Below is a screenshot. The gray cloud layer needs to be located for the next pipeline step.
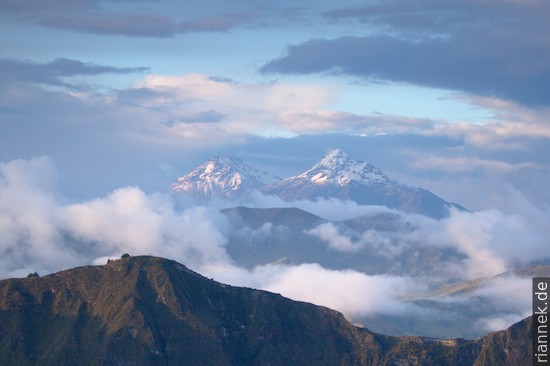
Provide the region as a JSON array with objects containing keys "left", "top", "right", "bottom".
[
  {"left": 0, "top": 0, "right": 264, "bottom": 37},
  {"left": 0, "top": 58, "right": 149, "bottom": 88},
  {"left": 262, "top": 0, "right": 550, "bottom": 106}
]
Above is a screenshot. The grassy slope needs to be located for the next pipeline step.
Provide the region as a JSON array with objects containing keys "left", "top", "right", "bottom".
[{"left": 0, "top": 256, "right": 532, "bottom": 365}]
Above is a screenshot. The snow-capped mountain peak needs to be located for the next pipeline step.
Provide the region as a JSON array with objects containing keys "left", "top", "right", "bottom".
[
  {"left": 172, "top": 150, "right": 465, "bottom": 218},
  {"left": 312, "top": 149, "right": 350, "bottom": 171},
  {"left": 299, "top": 149, "right": 389, "bottom": 186},
  {"left": 171, "top": 155, "right": 280, "bottom": 200}
]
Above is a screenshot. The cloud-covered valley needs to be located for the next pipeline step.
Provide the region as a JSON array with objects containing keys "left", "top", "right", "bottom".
[{"left": 1, "top": 156, "right": 548, "bottom": 338}]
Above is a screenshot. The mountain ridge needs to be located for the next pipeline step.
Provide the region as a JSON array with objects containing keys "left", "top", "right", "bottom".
[
  {"left": 172, "top": 149, "right": 465, "bottom": 218},
  {"left": 0, "top": 255, "right": 532, "bottom": 365},
  {"left": 265, "top": 149, "right": 465, "bottom": 218}
]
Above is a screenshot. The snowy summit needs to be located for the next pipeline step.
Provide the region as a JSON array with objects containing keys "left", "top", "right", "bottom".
[
  {"left": 298, "top": 149, "right": 389, "bottom": 186},
  {"left": 265, "top": 149, "right": 465, "bottom": 218},
  {"left": 172, "top": 150, "right": 465, "bottom": 218},
  {"left": 171, "top": 156, "right": 281, "bottom": 200}
]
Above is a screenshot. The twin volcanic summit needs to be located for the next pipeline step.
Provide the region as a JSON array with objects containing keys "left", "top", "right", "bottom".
[{"left": 171, "top": 149, "right": 464, "bottom": 218}]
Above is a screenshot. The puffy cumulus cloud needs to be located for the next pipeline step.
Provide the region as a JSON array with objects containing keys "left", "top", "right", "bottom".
[
  {"left": 1, "top": 157, "right": 547, "bottom": 335},
  {"left": 244, "top": 191, "right": 550, "bottom": 281},
  {"left": 404, "top": 208, "right": 550, "bottom": 279},
  {"left": 443, "top": 212, "right": 508, "bottom": 277},
  {"left": 202, "top": 262, "right": 422, "bottom": 319},
  {"left": 0, "top": 156, "right": 60, "bottom": 194},
  {"left": 0, "top": 156, "right": 232, "bottom": 278},
  {"left": 302, "top": 203, "right": 549, "bottom": 280},
  {"left": 0, "top": 157, "right": 70, "bottom": 277},
  {"left": 0, "top": 156, "right": 425, "bottom": 322},
  {"left": 233, "top": 222, "right": 278, "bottom": 241},
  {"left": 61, "top": 188, "right": 231, "bottom": 266},
  {"left": 248, "top": 190, "right": 550, "bottom": 280},
  {"left": 259, "top": 264, "right": 420, "bottom": 317},
  {"left": 450, "top": 209, "right": 549, "bottom": 275},
  {"left": 307, "top": 222, "right": 362, "bottom": 252},
  {"left": 307, "top": 222, "right": 397, "bottom": 255}
]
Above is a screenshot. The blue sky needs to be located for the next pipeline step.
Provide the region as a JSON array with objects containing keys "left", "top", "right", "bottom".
[{"left": 1, "top": 0, "right": 549, "bottom": 211}]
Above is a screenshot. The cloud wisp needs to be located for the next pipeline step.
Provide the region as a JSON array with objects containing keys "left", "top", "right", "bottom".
[
  {"left": 0, "top": 58, "right": 149, "bottom": 91},
  {"left": 0, "top": 0, "right": 258, "bottom": 38}
]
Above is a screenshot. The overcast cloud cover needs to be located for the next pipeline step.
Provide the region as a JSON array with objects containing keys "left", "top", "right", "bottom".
[{"left": 1, "top": 0, "right": 549, "bottom": 337}]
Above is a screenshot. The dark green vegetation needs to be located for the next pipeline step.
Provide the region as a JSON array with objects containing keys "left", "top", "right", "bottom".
[{"left": 0, "top": 256, "right": 531, "bottom": 365}]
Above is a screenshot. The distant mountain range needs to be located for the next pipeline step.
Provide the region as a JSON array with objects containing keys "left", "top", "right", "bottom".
[
  {"left": 172, "top": 149, "right": 465, "bottom": 218},
  {"left": 221, "top": 206, "right": 429, "bottom": 276},
  {"left": 221, "top": 206, "right": 548, "bottom": 339},
  {"left": 0, "top": 256, "right": 532, "bottom": 365}
]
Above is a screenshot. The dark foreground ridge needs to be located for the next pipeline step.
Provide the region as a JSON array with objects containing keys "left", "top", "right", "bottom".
[{"left": 0, "top": 256, "right": 531, "bottom": 365}]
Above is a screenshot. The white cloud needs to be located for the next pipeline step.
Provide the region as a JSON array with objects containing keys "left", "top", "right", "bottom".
[
  {"left": 307, "top": 222, "right": 363, "bottom": 252},
  {"left": 434, "top": 94, "right": 550, "bottom": 147},
  {"left": 0, "top": 157, "right": 232, "bottom": 278},
  {"left": 1, "top": 156, "right": 548, "bottom": 336},
  {"left": 61, "top": 188, "right": 232, "bottom": 267},
  {"left": 0, "top": 157, "right": 74, "bottom": 277},
  {"left": 201, "top": 262, "right": 422, "bottom": 319},
  {"left": 126, "top": 73, "right": 340, "bottom": 142},
  {"left": 257, "top": 263, "right": 420, "bottom": 317},
  {"left": 246, "top": 191, "right": 550, "bottom": 280},
  {"left": 454, "top": 274, "right": 532, "bottom": 333},
  {"left": 445, "top": 209, "right": 549, "bottom": 276},
  {"left": 244, "top": 191, "right": 397, "bottom": 221},
  {"left": 306, "top": 222, "right": 398, "bottom": 255}
]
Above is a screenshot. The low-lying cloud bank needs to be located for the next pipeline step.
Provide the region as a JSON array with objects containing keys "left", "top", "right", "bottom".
[{"left": 1, "top": 156, "right": 548, "bottom": 335}]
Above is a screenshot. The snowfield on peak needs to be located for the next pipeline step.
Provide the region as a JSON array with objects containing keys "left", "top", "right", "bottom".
[
  {"left": 172, "top": 150, "right": 465, "bottom": 218},
  {"left": 296, "top": 149, "right": 390, "bottom": 186},
  {"left": 171, "top": 156, "right": 281, "bottom": 200}
]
